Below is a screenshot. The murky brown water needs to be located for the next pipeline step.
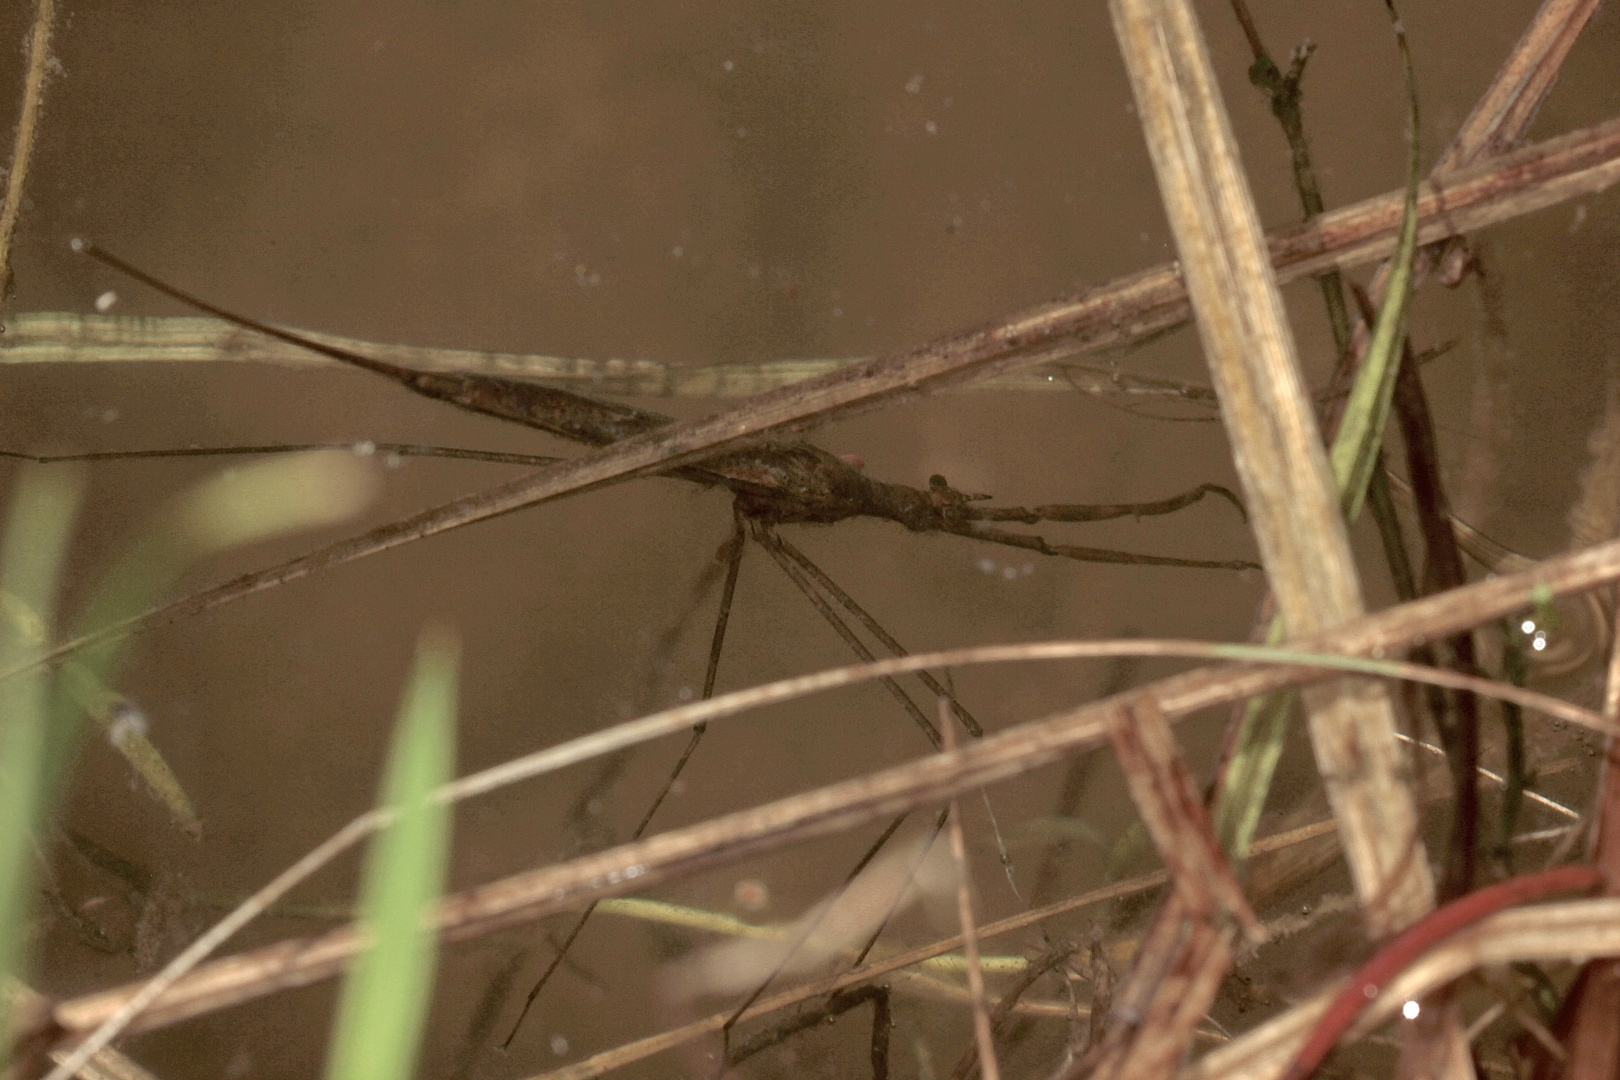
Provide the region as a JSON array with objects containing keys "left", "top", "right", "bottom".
[{"left": 3, "top": 2, "right": 1619, "bottom": 1077}]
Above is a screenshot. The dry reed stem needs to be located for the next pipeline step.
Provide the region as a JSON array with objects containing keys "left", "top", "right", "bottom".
[
  {"left": 0, "top": 314, "right": 1189, "bottom": 399},
  {"left": 11, "top": 114, "right": 1620, "bottom": 682},
  {"left": 939, "top": 700, "right": 1000, "bottom": 1080},
  {"left": 5, "top": 116, "right": 1617, "bottom": 398},
  {"left": 1115, "top": 0, "right": 1431, "bottom": 937},
  {"left": 35, "top": 539, "right": 1620, "bottom": 1053},
  {"left": 1557, "top": 602, "right": 1620, "bottom": 1080},
  {"left": 1186, "top": 898, "right": 1620, "bottom": 1080},
  {"left": 1106, "top": 1, "right": 1417, "bottom": 1074},
  {"left": 1435, "top": 0, "right": 1602, "bottom": 172},
  {"left": 529, "top": 872, "right": 1174, "bottom": 1080},
  {"left": 2, "top": 981, "right": 156, "bottom": 1080},
  {"left": 1106, "top": 695, "right": 1259, "bottom": 936},
  {"left": 28, "top": 638, "right": 1598, "bottom": 1065},
  {"left": 0, "top": 0, "right": 55, "bottom": 301}
]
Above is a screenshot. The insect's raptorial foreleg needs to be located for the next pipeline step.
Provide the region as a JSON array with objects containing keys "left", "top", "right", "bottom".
[{"left": 962, "top": 482, "right": 1246, "bottom": 525}]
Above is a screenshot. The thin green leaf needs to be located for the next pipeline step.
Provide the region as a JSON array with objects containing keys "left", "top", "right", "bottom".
[
  {"left": 49, "top": 450, "right": 376, "bottom": 833},
  {"left": 324, "top": 625, "right": 459, "bottom": 1080},
  {"left": 0, "top": 466, "right": 84, "bottom": 1063},
  {"left": 1327, "top": 2, "right": 1422, "bottom": 524}
]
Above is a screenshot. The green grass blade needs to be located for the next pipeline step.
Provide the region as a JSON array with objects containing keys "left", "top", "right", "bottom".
[
  {"left": 0, "top": 466, "right": 85, "bottom": 1063},
  {"left": 324, "top": 625, "right": 459, "bottom": 1080},
  {"left": 1327, "top": 2, "right": 1422, "bottom": 524},
  {"left": 49, "top": 451, "right": 376, "bottom": 834}
]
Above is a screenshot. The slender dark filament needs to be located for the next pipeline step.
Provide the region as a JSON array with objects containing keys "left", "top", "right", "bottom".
[
  {"left": 0, "top": 443, "right": 562, "bottom": 467},
  {"left": 722, "top": 812, "right": 912, "bottom": 1040},
  {"left": 753, "top": 523, "right": 940, "bottom": 748},
  {"left": 773, "top": 533, "right": 983, "bottom": 737},
  {"left": 502, "top": 515, "right": 747, "bottom": 1049}
]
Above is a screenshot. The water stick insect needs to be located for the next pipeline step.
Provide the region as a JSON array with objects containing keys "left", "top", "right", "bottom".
[{"left": 2, "top": 244, "right": 1260, "bottom": 1064}]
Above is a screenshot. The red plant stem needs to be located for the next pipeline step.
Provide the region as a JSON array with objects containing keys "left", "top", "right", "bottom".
[{"left": 1283, "top": 866, "right": 1605, "bottom": 1080}]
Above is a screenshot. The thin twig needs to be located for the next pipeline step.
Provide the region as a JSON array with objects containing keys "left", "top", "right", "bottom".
[
  {"left": 0, "top": 0, "right": 55, "bottom": 300},
  {"left": 38, "top": 540, "right": 1620, "bottom": 1047},
  {"left": 15, "top": 115, "right": 1620, "bottom": 682},
  {"left": 940, "top": 697, "right": 1000, "bottom": 1080}
]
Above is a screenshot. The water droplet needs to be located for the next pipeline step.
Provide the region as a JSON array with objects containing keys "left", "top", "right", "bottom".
[
  {"left": 677, "top": 685, "right": 693, "bottom": 701},
  {"left": 671, "top": 245, "right": 683, "bottom": 258},
  {"left": 107, "top": 702, "right": 149, "bottom": 749},
  {"left": 94, "top": 290, "right": 118, "bottom": 313},
  {"left": 550, "top": 1035, "right": 570, "bottom": 1057},
  {"left": 722, "top": 59, "right": 734, "bottom": 72},
  {"left": 925, "top": 120, "right": 938, "bottom": 135},
  {"left": 353, "top": 440, "right": 376, "bottom": 457},
  {"left": 732, "top": 878, "right": 770, "bottom": 912},
  {"left": 1402, "top": 1000, "right": 1420, "bottom": 1020},
  {"left": 977, "top": 558, "right": 995, "bottom": 575},
  {"left": 905, "top": 74, "right": 923, "bottom": 93}
]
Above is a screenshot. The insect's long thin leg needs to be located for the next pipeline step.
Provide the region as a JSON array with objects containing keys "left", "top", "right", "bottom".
[
  {"left": 947, "top": 521, "right": 1260, "bottom": 571},
  {"left": 0, "top": 444, "right": 563, "bottom": 467},
  {"left": 723, "top": 984, "right": 892, "bottom": 1076},
  {"left": 720, "top": 813, "right": 911, "bottom": 1049},
  {"left": 772, "top": 533, "right": 983, "bottom": 738},
  {"left": 502, "top": 514, "right": 748, "bottom": 1050},
  {"left": 753, "top": 522, "right": 940, "bottom": 749}
]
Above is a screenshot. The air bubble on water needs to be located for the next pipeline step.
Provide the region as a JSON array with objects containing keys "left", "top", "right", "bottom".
[
  {"left": 1532, "top": 633, "right": 1548, "bottom": 652},
  {"left": 107, "top": 702, "right": 149, "bottom": 749},
  {"left": 905, "top": 74, "right": 923, "bottom": 93},
  {"left": 94, "top": 290, "right": 118, "bottom": 313},
  {"left": 678, "top": 685, "right": 693, "bottom": 701},
  {"left": 550, "top": 1035, "right": 570, "bottom": 1057},
  {"left": 977, "top": 558, "right": 995, "bottom": 575},
  {"left": 1521, "top": 619, "right": 1537, "bottom": 634},
  {"left": 353, "top": 440, "right": 376, "bottom": 457}
]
